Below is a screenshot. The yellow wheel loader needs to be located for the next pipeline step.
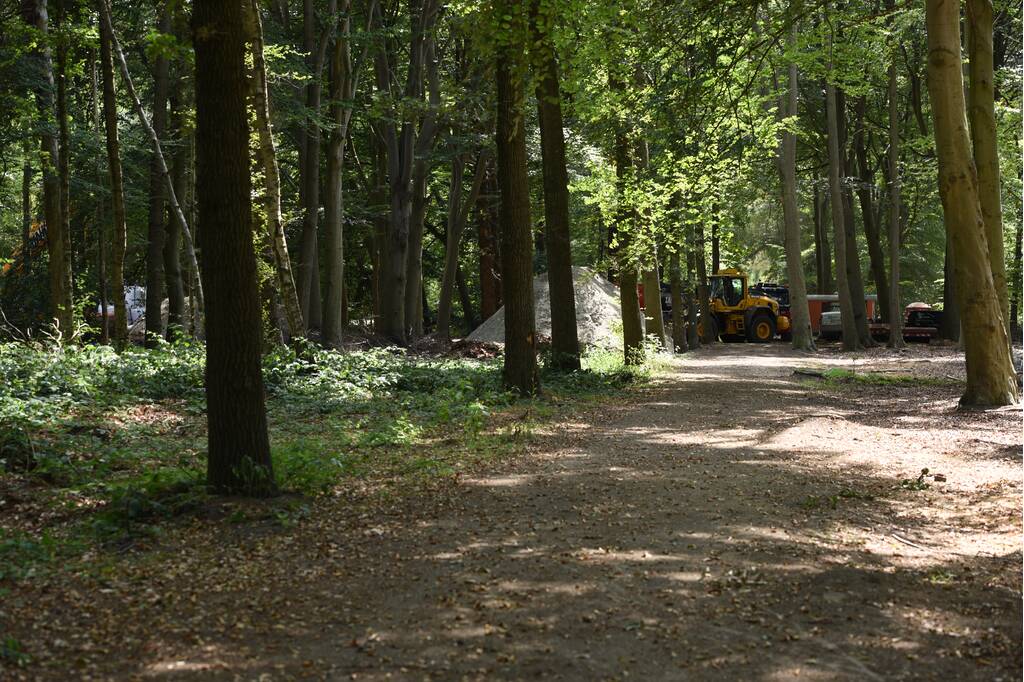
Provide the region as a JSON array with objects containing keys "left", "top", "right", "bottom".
[{"left": 696, "top": 269, "right": 790, "bottom": 342}]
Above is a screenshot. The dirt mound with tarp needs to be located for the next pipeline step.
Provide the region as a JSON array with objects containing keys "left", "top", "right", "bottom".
[{"left": 466, "top": 266, "right": 622, "bottom": 348}]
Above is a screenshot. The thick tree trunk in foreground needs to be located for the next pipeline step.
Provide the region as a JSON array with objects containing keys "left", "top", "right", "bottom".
[
  {"left": 825, "top": 79, "right": 860, "bottom": 350},
  {"left": 775, "top": 46, "right": 814, "bottom": 351},
  {"left": 144, "top": 5, "right": 171, "bottom": 346},
  {"left": 925, "top": 0, "right": 1017, "bottom": 406},
  {"left": 247, "top": 0, "right": 304, "bottom": 339},
  {"left": 193, "top": 0, "right": 275, "bottom": 493},
  {"left": 531, "top": 0, "right": 580, "bottom": 370},
  {"left": 99, "top": 8, "right": 127, "bottom": 346},
  {"left": 23, "top": 0, "right": 72, "bottom": 333},
  {"left": 886, "top": 56, "right": 905, "bottom": 349},
  {"left": 496, "top": 42, "right": 539, "bottom": 395},
  {"left": 695, "top": 218, "right": 713, "bottom": 345},
  {"left": 965, "top": 0, "right": 1010, "bottom": 339}
]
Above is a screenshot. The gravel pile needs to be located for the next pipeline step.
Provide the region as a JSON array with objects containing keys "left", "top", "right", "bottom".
[{"left": 466, "top": 266, "right": 623, "bottom": 348}]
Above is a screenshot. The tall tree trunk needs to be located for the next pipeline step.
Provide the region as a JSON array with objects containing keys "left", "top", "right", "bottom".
[
  {"left": 853, "top": 99, "right": 890, "bottom": 324},
  {"left": 670, "top": 250, "right": 686, "bottom": 352},
  {"left": 965, "top": 0, "right": 1010, "bottom": 339},
  {"left": 21, "top": 139, "right": 32, "bottom": 273},
  {"left": 685, "top": 216, "right": 700, "bottom": 350},
  {"left": 495, "top": 25, "right": 539, "bottom": 395},
  {"left": 144, "top": 3, "right": 171, "bottom": 347},
  {"left": 939, "top": 235, "right": 960, "bottom": 340},
  {"left": 813, "top": 180, "right": 833, "bottom": 294},
  {"left": 1009, "top": 217, "right": 1022, "bottom": 337},
  {"left": 886, "top": 25, "right": 905, "bottom": 349},
  {"left": 837, "top": 90, "right": 872, "bottom": 346},
  {"left": 165, "top": 85, "right": 186, "bottom": 341},
  {"left": 404, "top": 37, "right": 441, "bottom": 340},
  {"left": 297, "top": 0, "right": 336, "bottom": 332},
  {"left": 102, "top": 0, "right": 205, "bottom": 324},
  {"left": 477, "top": 168, "right": 501, "bottom": 320},
  {"left": 609, "top": 79, "right": 644, "bottom": 363},
  {"left": 322, "top": 0, "right": 359, "bottom": 347},
  {"left": 774, "top": 40, "right": 814, "bottom": 351},
  {"left": 825, "top": 78, "right": 860, "bottom": 350},
  {"left": 634, "top": 137, "right": 666, "bottom": 349},
  {"left": 89, "top": 55, "right": 108, "bottom": 343},
  {"left": 373, "top": 0, "right": 440, "bottom": 345},
  {"left": 98, "top": 5, "right": 127, "bottom": 346},
  {"left": 531, "top": 0, "right": 580, "bottom": 369},
  {"left": 23, "top": 0, "right": 72, "bottom": 333},
  {"left": 455, "top": 262, "right": 477, "bottom": 331},
  {"left": 193, "top": 0, "right": 275, "bottom": 494},
  {"left": 246, "top": 0, "right": 304, "bottom": 339},
  {"left": 925, "top": 0, "right": 1017, "bottom": 406},
  {"left": 695, "top": 217, "right": 713, "bottom": 344},
  {"left": 55, "top": 1, "right": 72, "bottom": 294},
  {"left": 437, "top": 153, "right": 487, "bottom": 342}
]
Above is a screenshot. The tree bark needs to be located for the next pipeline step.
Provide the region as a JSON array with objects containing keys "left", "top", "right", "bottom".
[
  {"left": 825, "top": 78, "right": 860, "bottom": 350},
  {"left": 634, "top": 137, "right": 666, "bottom": 350},
  {"left": 437, "top": 153, "right": 487, "bottom": 342},
  {"left": 1009, "top": 215, "right": 1022, "bottom": 337},
  {"left": 925, "top": 0, "right": 1017, "bottom": 406},
  {"left": 610, "top": 93, "right": 644, "bottom": 363},
  {"left": 837, "top": 90, "right": 872, "bottom": 346},
  {"left": 853, "top": 98, "right": 890, "bottom": 324},
  {"left": 321, "top": 0, "right": 368, "bottom": 347},
  {"left": 296, "top": 0, "right": 336, "bottom": 332},
  {"left": 886, "top": 20, "right": 905, "bottom": 349},
  {"left": 939, "top": 233, "right": 960, "bottom": 340},
  {"left": 531, "top": 0, "right": 580, "bottom": 369},
  {"left": 477, "top": 168, "right": 501, "bottom": 320},
  {"left": 55, "top": 1, "right": 72, "bottom": 295},
  {"left": 22, "top": 0, "right": 72, "bottom": 333},
  {"left": 98, "top": 5, "right": 127, "bottom": 346},
  {"left": 246, "top": 0, "right": 304, "bottom": 339},
  {"left": 21, "top": 139, "right": 32, "bottom": 274},
  {"left": 774, "top": 39, "right": 815, "bottom": 351},
  {"left": 144, "top": 3, "right": 171, "bottom": 346},
  {"left": 496, "top": 27, "right": 539, "bottom": 395},
  {"left": 813, "top": 180, "right": 832, "bottom": 294},
  {"left": 193, "top": 0, "right": 275, "bottom": 493},
  {"left": 102, "top": 0, "right": 205, "bottom": 325},
  {"left": 965, "top": 0, "right": 1010, "bottom": 339},
  {"left": 404, "top": 36, "right": 441, "bottom": 340},
  {"left": 685, "top": 216, "right": 700, "bottom": 350},
  {"left": 670, "top": 250, "right": 686, "bottom": 352},
  {"left": 89, "top": 54, "right": 108, "bottom": 343},
  {"left": 373, "top": 0, "right": 440, "bottom": 345},
  {"left": 165, "top": 84, "right": 186, "bottom": 341}
]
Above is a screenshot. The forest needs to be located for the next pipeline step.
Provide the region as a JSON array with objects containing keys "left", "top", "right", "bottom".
[{"left": 0, "top": 0, "right": 1022, "bottom": 678}]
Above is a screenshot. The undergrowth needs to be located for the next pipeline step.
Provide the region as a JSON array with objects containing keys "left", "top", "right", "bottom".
[{"left": 0, "top": 338, "right": 653, "bottom": 579}]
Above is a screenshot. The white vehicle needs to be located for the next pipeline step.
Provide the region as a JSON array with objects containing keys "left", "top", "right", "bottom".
[{"left": 819, "top": 310, "right": 842, "bottom": 340}]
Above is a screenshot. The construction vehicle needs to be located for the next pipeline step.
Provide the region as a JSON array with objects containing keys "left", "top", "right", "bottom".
[{"left": 697, "top": 268, "right": 790, "bottom": 342}]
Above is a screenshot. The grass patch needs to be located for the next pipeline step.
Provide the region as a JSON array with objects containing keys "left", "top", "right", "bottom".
[
  {"left": 820, "top": 368, "right": 959, "bottom": 387},
  {"left": 0, "top": 338, "right": 654, "bottom": 578}
]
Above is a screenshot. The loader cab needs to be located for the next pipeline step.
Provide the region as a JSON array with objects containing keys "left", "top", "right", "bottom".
[{"left": 709, "top": 271, "right": 747, "bottom": 308}]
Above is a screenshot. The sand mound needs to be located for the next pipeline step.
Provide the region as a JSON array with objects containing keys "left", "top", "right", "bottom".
[{"left": 466, "top": 266, "right": 622, "bottom": 348}]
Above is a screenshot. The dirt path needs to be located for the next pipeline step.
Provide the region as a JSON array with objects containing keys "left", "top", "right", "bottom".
[{"left": 7, "top": 345, "right": 1022, "bottom": 680}]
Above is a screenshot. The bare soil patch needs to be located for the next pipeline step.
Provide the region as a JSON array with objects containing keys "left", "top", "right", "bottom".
[{"left": 3, "top": 344, "right": 1021, "bottom": 680}]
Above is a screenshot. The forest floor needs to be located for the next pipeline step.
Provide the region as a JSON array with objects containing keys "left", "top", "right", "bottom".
[{"left": 3, "top": 342, "right": 1022, "bottom": 680}]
